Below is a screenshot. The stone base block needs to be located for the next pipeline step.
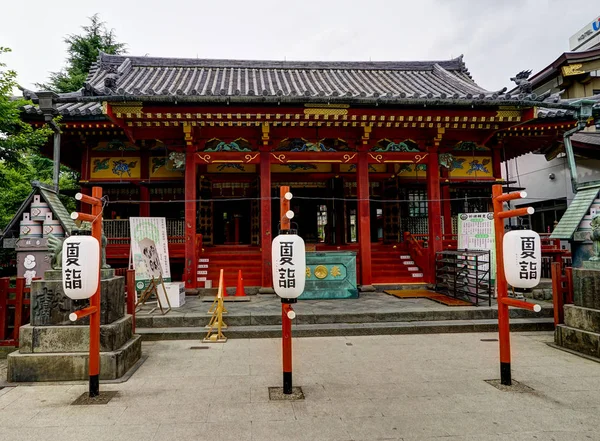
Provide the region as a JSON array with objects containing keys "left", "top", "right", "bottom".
[
  {"left": 7, "top": 335, "right": 142, "bottom": 382},
  {"left": 564, "top": 305, "right": 600, "bottom": 334},
  {"left": 572, "top": 268, "right": 600, "bottom": 310},
  {"left": 555, "top": 324, "right": 600, "bottom": 359},
  {"left": 18, "top": 315, "right": 134, "bottom": 354}
]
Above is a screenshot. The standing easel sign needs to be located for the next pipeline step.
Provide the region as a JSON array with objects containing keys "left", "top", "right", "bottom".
[
  {"left": 135, "top": 238, "right": 171, "bottom": 314},
  {"left": 129, "top": 217, "right": 171, "bottom": 290}
]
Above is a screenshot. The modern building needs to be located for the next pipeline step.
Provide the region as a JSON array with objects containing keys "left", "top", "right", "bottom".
[
  {"left": 15, "top": 53, "right": 592, "bottom": 290},
  {"left": 569, "top": 15, "right": 600, "bottom": 52}
]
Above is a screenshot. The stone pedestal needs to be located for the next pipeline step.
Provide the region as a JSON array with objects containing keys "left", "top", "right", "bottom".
[
  {"left": 7, "top": 269, "right": 141, "bottom": 382},
  {"left": 555, "top": 267, "right": 600, "bottom": 359}
]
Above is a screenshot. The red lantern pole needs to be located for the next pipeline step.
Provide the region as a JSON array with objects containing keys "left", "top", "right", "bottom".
[
  {"left": 72, "top": 186, "right": 103, "bottom": 397},
  {"left": 279, "top": 186, "right": 295, "bottom": 394},
  {"left": 492, "top": 184, "right": 540, "bottom": 386}
]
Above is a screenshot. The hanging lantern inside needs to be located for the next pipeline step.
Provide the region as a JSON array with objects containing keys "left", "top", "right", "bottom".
[
  {"left": 503, "top": 230, "right": 541, "bottom": 289},
  {"left": 61, "top": 234, "right": 100, "bottom": 299},
  {"left": 272, "top": 232, "right": 306, "bottom": 299}
]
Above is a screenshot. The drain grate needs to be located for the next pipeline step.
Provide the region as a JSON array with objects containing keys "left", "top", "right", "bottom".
[
  {"left": 480, "top": 338, "right": 498, "bottom": 342},
  {"left": 190, "top": 346, "right": 210, "bottom": 350},
  {"left": 269, "top": 387, "right": 305, "bottom": 401},
  {"left": 71, "top": 391, "right": 118, "bottom": 405},
  {"left": 346, "top": 343, "right": 353, "bottom": 346},
  {"left": 485, "top": 379, "right": 534, "bottom": 393}
]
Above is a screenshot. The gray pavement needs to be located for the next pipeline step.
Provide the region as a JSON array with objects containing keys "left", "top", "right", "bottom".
[{"left": 0, "top": 332, "right": 599, "bottom": 440}]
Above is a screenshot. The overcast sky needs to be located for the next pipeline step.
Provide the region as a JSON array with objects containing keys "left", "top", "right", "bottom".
[{"left": 1, "top": 0, "right": 598, "bottom": 93}]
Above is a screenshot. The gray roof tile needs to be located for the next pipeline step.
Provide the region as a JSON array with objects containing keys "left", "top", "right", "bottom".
[{"left": 550, "top": 186, "right": 600, "bottom": 240}]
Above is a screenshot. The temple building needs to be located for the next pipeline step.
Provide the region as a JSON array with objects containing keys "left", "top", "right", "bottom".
[{"left": 17, "top": 53, "right": 594, "bottom": 291}]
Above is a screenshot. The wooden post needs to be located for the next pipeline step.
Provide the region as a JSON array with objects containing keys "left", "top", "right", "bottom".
[
  {"left": 357, "top": 153, "right": 373, "bottom": 288},
  {"left": 260, "top": 153, "right": 273, "bottom": 289},
  {"left": 280, "top": 186, "right": 291, "bottom": 231},
  {"left": 427, "top": 148, "right": 443, "bottom": 283},
  {"left": 440, "top": 168, "right": 452, "bottom": 240},
  {"left": 13, "top": 278, "right": 25, "bottom": 343},
  {"left": 126, "top": 269, "right": 136, "bottom": 333},
  {"left": 0, "top": 278, "right": 8, "bottom": 341},
  {"left": 551, "top": 262, "right": 564, "bottom": 326},
  {"left": 184, "top": 141, "right": 197, "bottom": 290},
  {"left": 492, "top": 148, "right": 503, "bottom": 179},
  {"left": 90, "top": 186, "right": 103, "bottom": 397},
  {"left": 139, "top": 185, "right": 150, "bottom": 217}
]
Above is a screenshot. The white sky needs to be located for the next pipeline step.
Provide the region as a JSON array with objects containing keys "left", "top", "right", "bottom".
[{"left": 1, "top": 0, "right": 598, "bottom": 93}]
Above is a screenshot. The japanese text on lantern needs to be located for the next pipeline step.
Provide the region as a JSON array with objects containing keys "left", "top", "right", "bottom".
[
  {"left": 518, "top": 237, "right": 537, "bottom": 280},
  {"left": 64, "top": 242, "right": 82, "bottom": 289},
  {"left": 278, "top": 241, "right": 296, "bottom": 289}
]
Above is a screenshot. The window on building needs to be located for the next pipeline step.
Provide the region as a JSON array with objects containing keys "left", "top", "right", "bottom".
[
  {"left": 408, "top": 190, "right": 428, "bottom": 217},
  {"left": 317, "top": 204, "right": 328, "bottom": 242},
  {"left": 450, "top": 188, "right": 490, "bottom": 215}
]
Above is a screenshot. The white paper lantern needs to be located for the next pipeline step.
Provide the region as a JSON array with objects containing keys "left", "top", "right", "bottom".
[
  {"left": 61, "top": 235, "right": 100, "bottom": 299},
  {"left": 272, "top": 233, "right": 306, "bottom": 298},
  {"left": 503, "top": 230, "right": 541, "bottom": 289}
]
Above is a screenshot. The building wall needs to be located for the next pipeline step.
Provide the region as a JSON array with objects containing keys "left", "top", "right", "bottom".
[{"left": 503, "top": 153, "right": 600, "bottom": 206}]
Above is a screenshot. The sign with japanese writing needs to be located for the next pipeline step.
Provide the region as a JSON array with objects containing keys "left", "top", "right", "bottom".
[
  {"left": 61, "top": 235, "right": 100, "bottom": 299},
  {"left": 272, "top": 233, "right": 306, "bottom": 298},
  {"left": 129, "top": 217, "right": 171, "bottom": 290},
  {"left": 503, "top": 230, "right": 541, "bottom": 289},
  {"left": 138, "top": 238, "right": 163, "bottom": 279},
  {"left": 457, "top": 213, "right": 496, "bottom": 282}
]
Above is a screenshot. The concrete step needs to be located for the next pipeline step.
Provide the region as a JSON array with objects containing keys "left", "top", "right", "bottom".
[
  {"left": 134, "top": 305, "right": 554, "bottom": 329},
  {"left": 137, "top": 318, "right": 554, "bottom": 340},
  {"left": 555, "top": 324, "right": 600, "bottom": 359},
  {"left": 564, "top": 304, "right": 600, "bottom": 333}
]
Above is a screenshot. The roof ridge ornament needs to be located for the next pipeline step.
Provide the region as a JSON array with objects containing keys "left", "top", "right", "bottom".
[{"left": 510, "top": 70, "right": 533, "bottom": 94}]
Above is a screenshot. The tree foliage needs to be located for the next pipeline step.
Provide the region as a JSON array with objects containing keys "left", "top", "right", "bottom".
[
  {"left": 0, "top": 156, "right": 79, "bottom": 230},
  {"left": 0, "top": 47, "right": 53, "bottom": 167},
  {"left": 37, "top": 14, "right": 127, "bottom": 93}
]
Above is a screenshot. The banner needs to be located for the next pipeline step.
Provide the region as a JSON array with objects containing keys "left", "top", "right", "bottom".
[
  {"left": 457, "top": 213, "right": 496, "bottom": 283},
  {"left": 129, "top": 217, "right": 171, "bottom": 289}
]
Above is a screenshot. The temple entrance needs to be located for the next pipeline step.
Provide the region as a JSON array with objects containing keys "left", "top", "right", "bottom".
[{"left": 213, "top": 200, "right": 252, "bottom": 245}]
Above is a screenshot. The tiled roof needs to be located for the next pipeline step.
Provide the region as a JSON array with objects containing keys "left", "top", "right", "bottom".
[
  {"left": 572, "top": 132, "right": 600, "bottom": 146},
  {"left": 550, "top": 186, "right": 600, "bottom": 240},
  {"left": 20, "top": 53, "right": 586, "bottom": 118}
]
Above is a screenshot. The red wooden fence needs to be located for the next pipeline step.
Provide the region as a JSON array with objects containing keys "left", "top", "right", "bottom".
[
  {"left": 551, "top": 262, "right": 573, "bottom": 327},
  {"left": 0, "top": 277, "right": 36, "bottom": 346}
]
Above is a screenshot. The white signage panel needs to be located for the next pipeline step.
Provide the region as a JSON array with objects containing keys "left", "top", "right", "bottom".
[
  {"left": 503, "top": 230, "right": 541, "bottom": 289},
  {"left": 129, "top": 217, "right": 171, "bottom": 290},
  {"left": 457, "top": 213, "right": 496, "bottom": 282}
]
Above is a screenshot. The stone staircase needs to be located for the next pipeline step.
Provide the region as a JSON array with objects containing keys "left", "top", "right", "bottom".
[{"left": 371, "top": 246, "right": 425, "bottom": 284}]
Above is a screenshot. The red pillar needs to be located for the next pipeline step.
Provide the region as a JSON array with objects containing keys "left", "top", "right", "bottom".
[
  {"left": 139, "top": 185, "right": 150, "bottom": 217},
  {"left": 492, "top": 148, "right": 503, "bottom": 179},
  {"left": 260, "top": 153, "right": 273, "bottom": 289},
  {"left": 440, "top": 168, "right": 452, "bottom": 240},
  {"left": 357, "top": 152, "right": 373, "bottom": 289},
  {"left": 427, "top": 148, "right": 443, "bottom": 283},
  {"left": 184, "top": 143, "right": 197, "bottom": 290}
]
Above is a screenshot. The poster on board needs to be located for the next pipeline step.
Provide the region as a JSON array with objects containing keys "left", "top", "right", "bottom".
[
  {"left": 457, "top": 212, "right": 496, "bottom": 283},
  {"left": 129, "top": 217, "right": 171, "bottom": 290}
]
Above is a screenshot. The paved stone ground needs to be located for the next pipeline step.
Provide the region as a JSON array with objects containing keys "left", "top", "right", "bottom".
[{"left": 0, "top": 331, "right": 599, "bottom": 440}]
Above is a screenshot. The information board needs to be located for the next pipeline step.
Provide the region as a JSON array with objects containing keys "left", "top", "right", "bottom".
[
  {"left": 457, "top": 213, "right": 496, "bottom": 283},
  {"left": 129, "top": 217, "right": 171, "bottom": 289}
]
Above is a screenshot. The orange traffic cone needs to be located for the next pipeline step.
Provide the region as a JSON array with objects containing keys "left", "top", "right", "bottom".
[{"left": 235, "top": 270, "right": 246, "bottom": 297}]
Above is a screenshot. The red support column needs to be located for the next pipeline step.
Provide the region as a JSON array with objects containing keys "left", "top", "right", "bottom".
[
  {"left": 440, "top": 168, "right": 452, "bottom": 240},
  {"left": 492, "top": 148, "right": 503, "bottom": 180},
  {"left": 184, "top": 142, "right": 197, "bottom": 290},
  {"left": 260, "top": 152, "right": 273, "bottom": 289},
  {"left": 357, "top": 152, "right": 373, "bottom": 290},
  {"left": 427, "top": 147, "right": 443, "bottom": 284},
  {"left": 139, "top": 185, "right": 150, "bottom": 217}
]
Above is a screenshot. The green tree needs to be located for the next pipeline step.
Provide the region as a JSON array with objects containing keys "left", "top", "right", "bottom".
[
  {"left": 37, "top": 14, "right": 127, "bottom": 93},
  {"left": 0, "top": 47, "right": 53, "bottom": 167}
]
